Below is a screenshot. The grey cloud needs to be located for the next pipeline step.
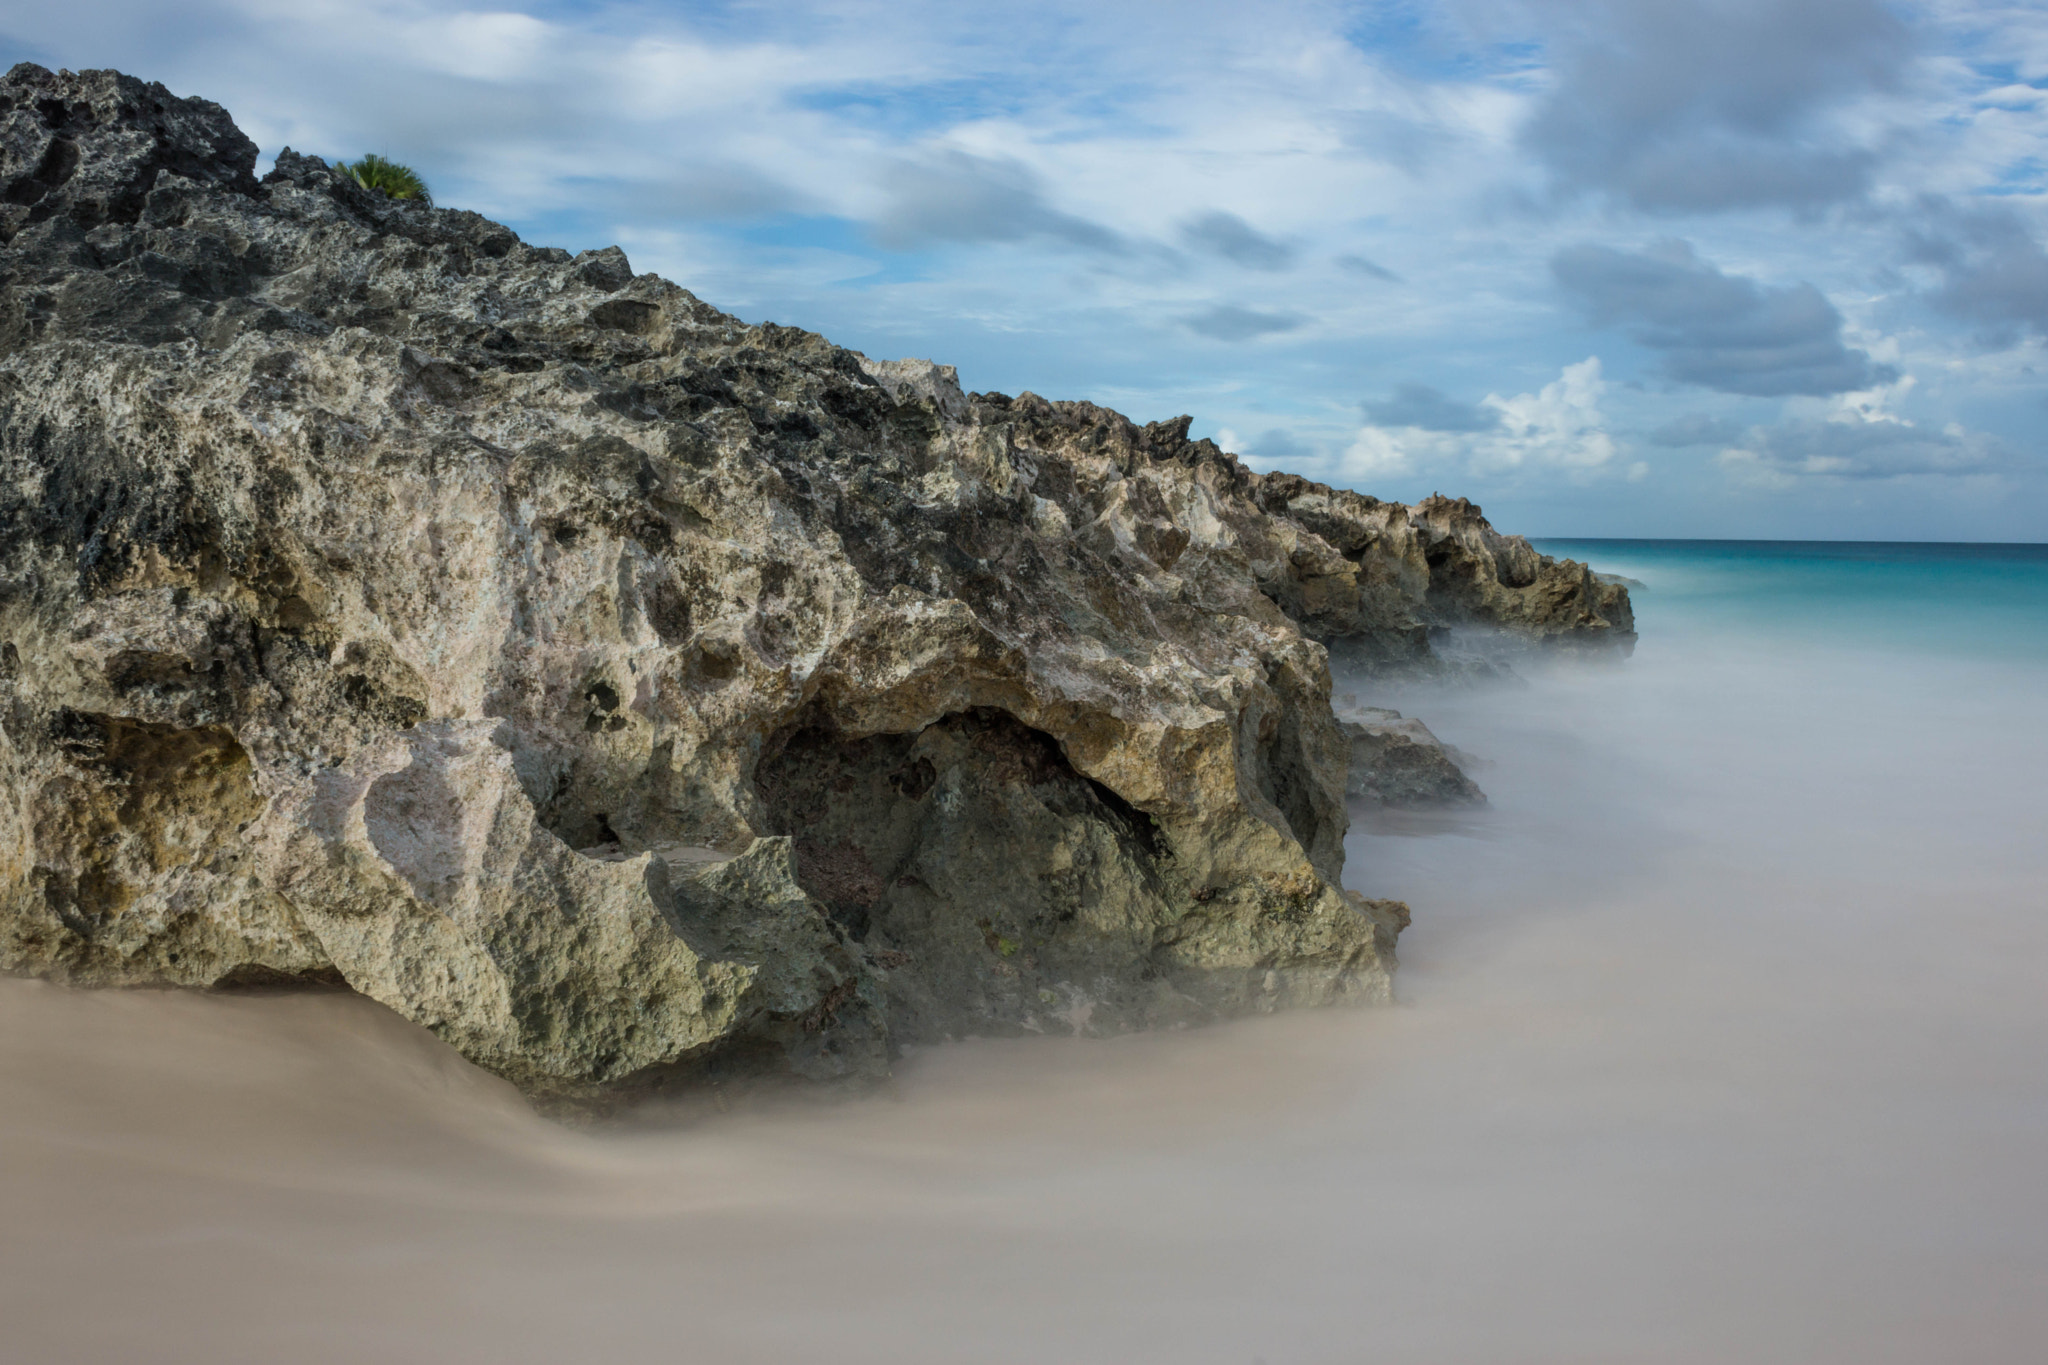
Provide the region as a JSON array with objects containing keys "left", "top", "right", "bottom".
[
  {"left": 1519, "top": 0, "right": 1912, "bottom": 213},
  {"left": 622, "top": 164, "right": 811, "bottom": 221},
  {"left": 1552, "top": 240, "right": 1893, "bottom": 396},
  {"left": 1340, "top": 109, "right": 1456, "bottom": 175},
  {"left": 870, "top": 150, "right": 1123, "bottom": 253},
  {"left": 1248, "top": 428, "right": 1310, "bottom": 459},
  {"left": 1647, "top": 413, "right": 1743, "bottom": 447},
  {"left": 1903, "top": 197, "right": 2048, "bottom": 342},
  {"left": 1364, "top": 382, "right": 1500, "bottom": 432},
  {"left": 1181, "top": 211, "right": 1295, "bottom": 270},
  {"left": 1337, "top": 253, "right": 1400, "bottom": 282},
  {"left": 1723, "top": 419, "right": 2022, "bottom": 479},
  {"left": 1183, "top": 305, "right": 1303, "bottom": 341}
]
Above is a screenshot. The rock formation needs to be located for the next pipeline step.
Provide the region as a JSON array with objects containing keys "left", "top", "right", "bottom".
[
  {"left": 1334, "top": 704, "right": 1487, "bottom": 808},
  {"left": 0, "top": 65, "right": 1634, "bottom": 1109}
]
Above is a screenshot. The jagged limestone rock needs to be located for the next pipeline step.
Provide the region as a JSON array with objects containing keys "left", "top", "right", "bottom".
[
  {"left": 1334, "top": 705, "right": 1487, "bottom": 809},
  {"left": 0, "top": 65, "right": 1630, "bottom": 1107}
]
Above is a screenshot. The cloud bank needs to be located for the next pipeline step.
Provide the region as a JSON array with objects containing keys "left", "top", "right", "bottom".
[
  {"left": 1552, "top": 241, "right": 1894, "bottom": 396},
  {"left": 3, "top": 0, "right": 2041, "bottom": 537},
  {"left": 1519, "top": 0, "right": 1913, "bottom": 213}
]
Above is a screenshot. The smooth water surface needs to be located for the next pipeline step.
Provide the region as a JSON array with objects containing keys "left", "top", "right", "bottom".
[
  {"left": 1537, "top": 537, "right": 2048, "bottom": 660},
  {"left": 4, "top": 540, "right": 2045, "bottom": 1363}
]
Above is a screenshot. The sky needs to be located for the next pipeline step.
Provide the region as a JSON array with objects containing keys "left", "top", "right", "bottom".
[{"left": 7, "top": 0, "right": 2048, "bottom": 540}]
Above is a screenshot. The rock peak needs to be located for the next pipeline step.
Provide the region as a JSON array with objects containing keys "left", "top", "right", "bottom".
[{"left": 0, "top": 63, "right": 259, "bottom": 243}]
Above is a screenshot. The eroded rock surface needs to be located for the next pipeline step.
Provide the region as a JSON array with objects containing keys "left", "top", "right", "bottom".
[
  {"left": 1335, "top": 704, "right": 1487, "bottom": 809},
  {"left": 0, "top": 65, "right": 1630, "bottom": 1107}
]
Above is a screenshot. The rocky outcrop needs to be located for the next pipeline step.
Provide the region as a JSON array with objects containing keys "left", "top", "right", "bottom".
[
  {"left": 1335, "top": 705, "right": 1486, "bottom": 808},
  {"left": 0, "top": 66, "right": 1631, "bottom": 1108},
  {"left": 1241, "top": 483, "right": 1634, "bottom": 672}
]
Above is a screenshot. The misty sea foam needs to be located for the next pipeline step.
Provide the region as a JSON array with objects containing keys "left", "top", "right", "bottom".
[{"left": 1, "top": 536, "right": 2044, "bottom": 1364}]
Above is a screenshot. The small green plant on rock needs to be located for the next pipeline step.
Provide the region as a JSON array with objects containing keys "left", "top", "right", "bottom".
[{"left": 335, "top": 153, "right": 432, "bottom": 206}]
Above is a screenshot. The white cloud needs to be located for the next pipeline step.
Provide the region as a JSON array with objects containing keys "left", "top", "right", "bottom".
[
  {"left": 1342, "top": 423, "right": 1418, "bottom": 479},
  {"left": 1828, "top": 372, "right": 1917, "bottom": 425},
  {"left": 1481, "top": 356, "right": 1617, "bottom": 469},
  {"left": 407, "top": 11, "right": 555, "bottom": 83},
  {"left": 1340, "top": 357, "right": 1618, "bottom": 481}
]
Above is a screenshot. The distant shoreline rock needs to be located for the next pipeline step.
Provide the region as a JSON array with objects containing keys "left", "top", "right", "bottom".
[
  {"left": 1336, "top": 704, "right": 1487, "bottom": 809},
  {"left": 0, "top": 64, "right": 1631, "bottom": 1110}
]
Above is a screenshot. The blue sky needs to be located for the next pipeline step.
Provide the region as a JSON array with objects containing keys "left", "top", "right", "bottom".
[{"left": 8, "top": 0, "right": 2048, "bottom": 539}]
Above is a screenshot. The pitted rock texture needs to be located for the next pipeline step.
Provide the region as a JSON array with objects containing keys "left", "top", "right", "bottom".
[
  {"left": 1335, "top": 704, "right": 1487, "bottom": 809},
  {"left": 0, "top": 65, "right": 1630, "bottom": 1107}
]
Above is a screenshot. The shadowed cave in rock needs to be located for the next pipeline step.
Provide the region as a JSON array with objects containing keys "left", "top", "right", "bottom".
[{"left": 755, "top": 708, "right": 1179, "bottom": 1041}]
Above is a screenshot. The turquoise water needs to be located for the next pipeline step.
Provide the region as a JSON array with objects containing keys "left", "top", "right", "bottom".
[{"left": 1535, "top": 538, "right": 2048, "bottom": 661}]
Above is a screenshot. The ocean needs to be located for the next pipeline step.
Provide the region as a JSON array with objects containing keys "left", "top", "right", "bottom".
[
  {"left": 3, "top": 539, "right": 2044, "bottom": 1363},
  {"left": 1538, "top": 537, "right": 2048, "bottom": 661}
]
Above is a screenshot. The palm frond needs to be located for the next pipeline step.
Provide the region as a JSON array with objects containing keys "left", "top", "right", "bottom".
[{"left": 335, "top": 153, "right": 433, "bottom": 207}]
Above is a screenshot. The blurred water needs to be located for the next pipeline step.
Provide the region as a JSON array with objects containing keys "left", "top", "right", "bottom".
[
  {"left": 1537, "top": 537, "right": 2048, "bottom": 661},
  {"left": 3, "top": 541, "right": 2045, "bottom": 1364}
]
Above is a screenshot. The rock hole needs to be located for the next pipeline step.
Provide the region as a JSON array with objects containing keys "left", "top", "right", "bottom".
[
  {"left": 31, "top": 714, "right": 263, "bottom": 937},
  {"left": 755, "top": 707, "right": 1171, "bottom": 1036}
]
